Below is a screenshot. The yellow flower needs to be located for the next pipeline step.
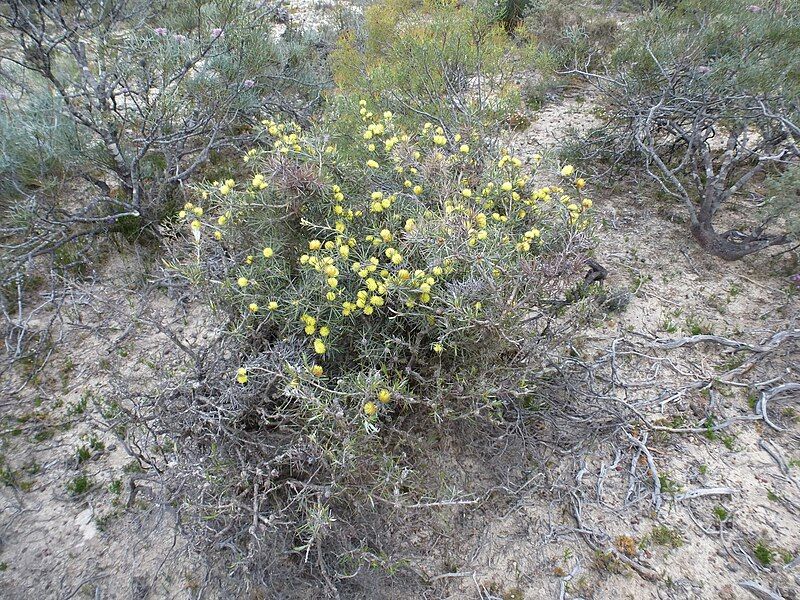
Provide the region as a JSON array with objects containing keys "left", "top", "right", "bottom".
[
  {"left": 213, "top": 231, "right": 222, "bottom": 240},
  {"left": 501, "top": 181, "right": 513, "bottom": 192},
  {"left": 262, "top": 247, "right": 274, "bottom": 258},
  {"left": 582, "top": 198, "right": 593, "bottom": 208},
  {"left": 560, "top": 164, "right": 575, "bottom": 177},
  {"left": 248, "top": 303, "right": 258, "bottom": 313},
  {"left": 193, "top": 206, "right": 203, "bottom": 216},
  {"left": 313, "top": 339, "right": 326, "bottom": 354},
  {"left": 237, "top": 277, "right": 249, "bottom": 288},
  {"left": 461, "top": 188, "right": 472, "bottom": 198},
  {"left": 433, "top": 135, "right": 447, "bottom": 146},
  {"left": 190, "top": 219, "right": 201, "bottom": 230},
  {"left": 377, "top": 388, "right": 391, "bottom": 403},
  {"left": 309, "top": 240, "right": 322, "bottom": 250},
  {"left": 380, "top": 229, "right": 393, "bottom": 243},
  {"left": 432, "top": 343, "right": 443, "bottom": 353},
  {"left": 398, "top": 269, "right": 411, "bottom": 281},
  {"left": 268, "top": 301, "right": 278, "bottom": 311},
  {"left": 327, "top": 277, "right": 338, "bottom": 288},
  {"left": 363, "top": 401, "right": 378, "bottom": 416},
  {"left": 369, "top": 295, "right": 384, "bottom": 307},
  {"left": 413, "top": 185, "right": 423, "bottom": 195},
  {"left": 311, "top": 365, "right": 323, "bottom": 377},
  {"left": 217, "top": 215, "right": 227, "bottom": 226},
  {"left": 576, "top": 178, "right": 586, "bottom": 189},
  {"left": 236, "top": 367, "right": 248, "bottom": 384},
  {"left": 366, "top": 159, "right": 379, "bottom": 169},
  {"left": 319, "top": 326, "right": 330, "bottom": 337},
  {"left": 460, "top": 144, "right": 470, "bottom": 153}
]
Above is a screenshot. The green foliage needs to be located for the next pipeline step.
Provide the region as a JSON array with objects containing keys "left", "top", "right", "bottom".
[
  {"left": 330, "top": 1, "right": 520, "bottom": 130},
  {"left": 613, "top": 0, "right": 800, "bottom": 99},
  {"left": 2, "top": 0, "right": 323, "bottom": 211},
  {"left": 754, "top": 541, "right": 774, "bottom": 566},
  {"left": 67, "top": 473, "right": 91, "bottom": 496},
  {"left": 0, "top": 86, "right": 85, "bottom": 205},
  {"left": 650, "top": 525, "right": 684, "bottom": 548},
  {"left": 588, "top": 0, "right": 798, "bottom": 259},
  {"left": 765, "top": 165, "right": 800, "bottom": 238},
  {"left": 520, "top": 0, "right": 619, "bottom": 72},
  {"left": 712, "top": 505, "right": 729, "bottom": 522}
]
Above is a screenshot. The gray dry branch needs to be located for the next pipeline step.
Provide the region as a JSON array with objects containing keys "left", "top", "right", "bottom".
[
  {"left": 0, "top": 0, "right": 321, "bottom": 218},
  {"left": 571, "top": 58, "right": 798, "bottom": 260},
  {"left": 0, "top": 0, "right": 324, "bottom": 375}
]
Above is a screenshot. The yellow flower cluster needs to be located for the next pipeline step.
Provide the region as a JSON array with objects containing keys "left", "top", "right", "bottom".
[{"left": 182, "top": 101, "right": 593, "bottom": 414}]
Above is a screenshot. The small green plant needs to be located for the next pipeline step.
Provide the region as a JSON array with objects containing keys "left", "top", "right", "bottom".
[
  {"left": 67, "top": 392, "right": 90, "bottom": 416},
  {"left": 109, "top": 479, "right": 123, "bottom": 495},
  {"left": 660, "top": 317, "right": 678, "bottom": 334},
  {"left": 685, "top": 315, "right": 711, "bottom": 336},
  {"left": 650, "top": 525, "right": 684, "bottom": 548},
  {"left": 67, "top": 474, "right": 91, "bottom": 496},
  {"left": 712, "top": 505, "right": 729, "bottom": 523},
  {"left": 753, "top": 542, "right": 774, "bottom": 566},
  {"left": 76, "top": 446, "right": 91, "bottom": 464},
  {"left": 767, "top": 489, "right": 781, "bottom": 502},
  {"left": 658, "top": 473, "right": 681, "bottom": 494}
]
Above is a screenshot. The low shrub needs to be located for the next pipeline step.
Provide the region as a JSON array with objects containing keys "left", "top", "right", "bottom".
[
  {"left": 329, "top": 0, "right": 521, "bottom": 132},
  {"left": 157, "top": 101, "right": 596, "bottom": 589},
  {"left": 577, "top": 0, "right": 798, "bottom": 259}
]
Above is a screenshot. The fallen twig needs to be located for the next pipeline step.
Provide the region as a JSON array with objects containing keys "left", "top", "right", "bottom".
[
  {"left": 738, "top": 580, "right": 785, "bottom": 600},
  {"left": 675, "top": 487, "right": 738, "bottom": 502}
]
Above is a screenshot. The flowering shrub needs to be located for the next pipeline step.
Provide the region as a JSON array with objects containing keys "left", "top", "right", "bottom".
[
  {"left": 165, "top": 101, "right": 595, "bottom": 584},
  {"left": 182, "top": 104, "right": 593, "bottom": 416}
]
